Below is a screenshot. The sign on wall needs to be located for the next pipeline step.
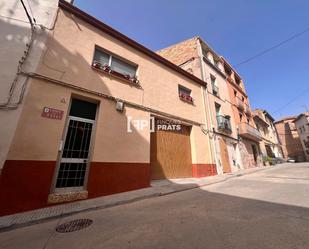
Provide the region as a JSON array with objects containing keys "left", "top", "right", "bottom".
[{"left": 41, "top": 107, "right": 64, "bottom": 120}]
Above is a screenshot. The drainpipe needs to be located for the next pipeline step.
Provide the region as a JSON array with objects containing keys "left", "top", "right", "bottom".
[{"left": 196, "top": 38, "right": 219, "bottom": 171}]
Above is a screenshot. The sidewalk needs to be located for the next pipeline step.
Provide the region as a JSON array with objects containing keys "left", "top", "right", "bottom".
[{"left": 0, "top": 165, "right": 273, "bottom": 231}]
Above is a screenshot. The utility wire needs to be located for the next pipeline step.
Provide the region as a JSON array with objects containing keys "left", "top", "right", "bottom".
[
  {"left": 272, "top": 87, "right": 309, "bottom": 115},
  {"left": 0, "top": 14, "right": 30, "bottom": 23},
  {"left": 25, "top": 0, "right": 36, "bottom": 23},
  {"left": 232, "top": 26, "right": 309, "bottom": 115},
  {"left": 234, "top": 26, "right": 309, "bottom": 67}
]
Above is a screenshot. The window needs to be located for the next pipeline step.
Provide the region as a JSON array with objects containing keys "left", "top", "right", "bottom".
[
  {"left": 264, "top": 127, "right": 268, "bottom": 135},
  {"left": 178, "top": 85, "right": 193, "bottom": 103},
  {"left": 239, "top": 112, "right": 243, "bottom": 122},
  {"left": 93, "top": 47, "right": 137, "bottom": 79},
  {"left": 93, "top": 49, "right": 110, "bottom": 65},
  {"left": 211, "top": 75, "right": 219, "bottom": 96},
  {"left": 111, "top": 56, "right": 136, "bottom": 77},
  {"left": 235, "top": 76, "right": 241, "bottom": 85},
  {"left": 234, "top": 90, "right": 237, "bottom": 97},
  {"left": 247, "top": 117, "right": 250, "bottom": 124},
  {"left": 216, "top": 103, "right": 232, "bottom": 132},
  {"left": 215, "top": 103, "right": 221, "bottom": 117}
]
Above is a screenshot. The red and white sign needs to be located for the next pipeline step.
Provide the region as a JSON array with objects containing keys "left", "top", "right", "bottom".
[{"left": 41, "top": 107, "right": 64, "bottom": 120}]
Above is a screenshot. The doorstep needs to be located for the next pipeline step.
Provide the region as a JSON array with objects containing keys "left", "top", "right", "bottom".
[{"left": 0, "top": 165, "right": 272, "bottom": 231}]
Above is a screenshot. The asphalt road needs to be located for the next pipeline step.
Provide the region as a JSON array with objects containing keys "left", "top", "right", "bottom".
[{"left": 1, "top": 163, "right": 309, "bottom": 249}]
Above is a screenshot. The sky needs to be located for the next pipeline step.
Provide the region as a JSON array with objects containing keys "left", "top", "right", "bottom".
[{"left": 74, "top": 0, "right": 309, "bottom": 120}]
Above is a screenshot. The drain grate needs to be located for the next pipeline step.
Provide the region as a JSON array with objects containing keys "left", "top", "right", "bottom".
[{"left": 56, "top": 219, "right": 93, "bottom": 233}]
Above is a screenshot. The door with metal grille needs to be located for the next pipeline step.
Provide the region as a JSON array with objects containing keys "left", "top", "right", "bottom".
[{"left": 55, "top": 99, "right": 97, "bottom": 192}]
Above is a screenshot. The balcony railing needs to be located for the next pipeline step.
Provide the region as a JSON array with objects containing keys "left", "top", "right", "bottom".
[
  {"left": 238, "top": 122, "right": 263, "bottom": 141},
  {"left": 236, "top": 97, "right": 244, "bottom": 110},
  {"left": 244, "top": 104, "right": 251, "bottom": 116},
  {"left": 217, "top": 115, "right": 232, "bottom": 133}
]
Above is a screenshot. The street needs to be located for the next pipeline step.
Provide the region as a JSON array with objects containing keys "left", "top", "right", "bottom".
[{"left": 1, "top": 163, "right": 309, "bottom": 249}]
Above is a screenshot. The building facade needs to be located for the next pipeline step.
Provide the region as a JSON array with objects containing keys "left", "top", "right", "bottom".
[
  {"left": 157, "top": 37, "right": 265, "bottom": 171},
  {"left": 223, "top": 59, "right": 263, "bottom": 169},
  {"left": 274, "top": 116, "right": 305, "bottom": 161},
  {"left": 253, "top": 109, "right": 282, "bottom": 160},
  {"left": 0, "top": 0, "right": 59, "bottom": 173},
  {"left": 0, "top": 1, "right": 217, "bottom": 215},
  {"left": 293, "top": 112, "right": 309, "bottom": 161}
]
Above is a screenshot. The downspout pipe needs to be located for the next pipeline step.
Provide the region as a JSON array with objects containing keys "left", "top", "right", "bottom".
[{"left": 196, "top": 38, "right": 219, "bottom": 170}]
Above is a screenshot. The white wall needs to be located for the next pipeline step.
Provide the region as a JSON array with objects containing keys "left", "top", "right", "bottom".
[{"left": 0, "top": 0, "right": 59, "bottom": 170}]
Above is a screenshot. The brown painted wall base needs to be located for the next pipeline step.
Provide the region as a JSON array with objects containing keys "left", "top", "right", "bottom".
[
  {"left": 0, "top": 160, "right": 56, "bottom": 216},
  {"left": 87, "top": 162, "right": 150, "bottom": 198},
  {"left": 192, "top": 164, "right": 217, "bottom": 178},
  {"left": 0, "top": 160, "right": 150, "bottom": 216}
]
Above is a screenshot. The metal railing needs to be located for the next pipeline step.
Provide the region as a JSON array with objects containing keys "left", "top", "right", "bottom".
[
  {"left": 217, "top": 115, "right": 232, "bottom": 132},
  {"left": 244, "top": 104, "right": 251, "bottom": 115}
]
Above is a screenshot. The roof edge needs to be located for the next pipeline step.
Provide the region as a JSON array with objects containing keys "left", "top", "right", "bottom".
[{"left": 58, "top": 0, "right": 206, "bottom": 87}]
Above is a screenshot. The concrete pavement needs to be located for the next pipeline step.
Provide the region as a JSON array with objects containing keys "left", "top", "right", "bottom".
[{"left": 1, "top": 163, "right": 309, "bottom": 249}]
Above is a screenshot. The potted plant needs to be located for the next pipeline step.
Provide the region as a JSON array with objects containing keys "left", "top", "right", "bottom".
[
  {"left": 102, "top": 64, "right": 111, "bottom": 72},
  {"left": 92, "top": 61, "right": 102, "bottom": 69},
  {"left": 130, "top": 76, "right": 139, "bottom": 84}
]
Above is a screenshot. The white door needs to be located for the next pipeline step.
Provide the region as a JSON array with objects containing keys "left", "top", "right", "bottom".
[{"left": 54, "top": 98, "right": 97, "bottom": 192}]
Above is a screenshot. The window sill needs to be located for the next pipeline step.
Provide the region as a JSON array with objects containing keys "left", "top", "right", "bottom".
[
  {"left": 91, "top": 65, "right": 140, "bottom": 87},
  {"left": 179, "top": 96, "right": 194, "bottom": 105},
  {"left": 48, "top": 190, "right": 88, "bottom": 204}
]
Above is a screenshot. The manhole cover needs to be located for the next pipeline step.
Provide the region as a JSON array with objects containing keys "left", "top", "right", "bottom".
[{"left": 56, "top": 219, "right": 93, "bottom": 233}]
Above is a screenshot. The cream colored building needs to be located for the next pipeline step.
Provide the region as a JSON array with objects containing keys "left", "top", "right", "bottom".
[
  {"left": 253, "top": 109, "right": 282, "bottom": 159},
  {"left": 0, "top": 0, "right": 216, "bottom": 215},
  {"left": 157, "top": 37, "right": 262, "bottom": 173}
]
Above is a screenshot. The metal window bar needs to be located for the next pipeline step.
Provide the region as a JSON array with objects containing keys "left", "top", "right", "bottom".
[{"left": 56, "top": 118, "right": 94, "bottom": 188}]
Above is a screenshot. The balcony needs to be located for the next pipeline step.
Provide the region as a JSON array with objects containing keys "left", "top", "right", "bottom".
[
  {"left": 236, "top": 97, "right": 244, "bottom": 110},
  {"left": 238, "top": 122, "right": 263, "bottom": 142},
  {"left": 244, "top": 104, "right": 251, "bottom": 116},
  {"left": 305, "top": 140, "right": 309, "bottom": 148},
  {"left": 217, "top": 115, "right": 232, "bottom": 133}
]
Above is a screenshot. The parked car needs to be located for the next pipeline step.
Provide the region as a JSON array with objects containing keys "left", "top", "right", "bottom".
[{"left": 287, "top": 158, "right": 296, "bottom": 163}]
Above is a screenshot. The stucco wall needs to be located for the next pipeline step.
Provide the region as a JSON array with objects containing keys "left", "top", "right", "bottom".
[
  {"left": 294, "top": 116, "right": 309, "bottom": 161},
  {"left": 0, "top": 0, "right": 59, "bottom": 170},
  {"left": 35, "top": 10, "right": 205, "bottom": 124},
  {"left": 7, "top": 8, "right": 212, "bottom": 165}
]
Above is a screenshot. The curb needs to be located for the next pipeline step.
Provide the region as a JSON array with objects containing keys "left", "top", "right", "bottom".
[{"left": 0, "top": 165, "right": 274, "bottom": 232}]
